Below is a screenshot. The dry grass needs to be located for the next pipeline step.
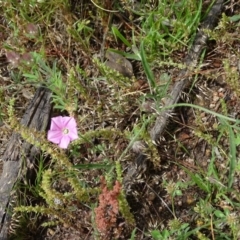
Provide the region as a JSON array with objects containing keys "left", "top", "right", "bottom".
[{"left": 0, "top": 0, "right": 240, "bottom": 239}]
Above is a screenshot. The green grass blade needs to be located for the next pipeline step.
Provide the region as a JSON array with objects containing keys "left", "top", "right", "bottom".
[
  {"left": 190, "top": 173, "right": 210, "bottom": 193},
  {"left": 164, "top": 103, "right": 240, "bottom": 124},
  {"left": 129, "top": 228, "right": 137, "bottom": 240},
  {"left": 140, "top": 42, "right": 156, "bottom": 92},
  {"left": 228, "top": 126, "right": 236, "bottom": 188},
  {"left": 183, "top": 167, "right": 210, "bottom": 193},
  {"left": 112, "top": 26, "right": 131, "bottom": 47},
  {"left": 188, "top": 0, "right": 202, "bottom": 30},
  {"left": 106, "top": 48, "right": 141, "bottom": 61}
]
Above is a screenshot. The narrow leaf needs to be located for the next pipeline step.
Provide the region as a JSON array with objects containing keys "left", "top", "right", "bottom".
[
  {"left": 140, "top": 42, "right": 156, "bottom": 92},
  {"left": 228, "top": 126, "right": 236, "bottom": 188},
  {"left": 183, "top": 167, "right": 210, "bottom": 193},
  {"left": 112, "top": 26, "right": 131, "bottom": 47}
]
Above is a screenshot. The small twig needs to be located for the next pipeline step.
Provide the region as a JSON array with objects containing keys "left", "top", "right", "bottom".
[
  {"left": 90, "top": 0, "right": 119, "bottom": 13},
  {"left": 146, "top": 183, "right": 175, "bottom": 218},
  {"left": 100, "top": 14, "right": 113, "bottom": 62},
  {"left": 210, "top": 214, "right": 215, "bottom": 240}
]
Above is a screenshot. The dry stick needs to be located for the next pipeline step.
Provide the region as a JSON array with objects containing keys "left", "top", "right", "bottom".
[
  {"left": 0, "top": 87, "right": 52, "bottom": 239},
  {"left": 150, "top": 0, "right": 224, "bottom": 143},
  {"left": 123, "top": 0, "right": 225, "bottom": 193}
]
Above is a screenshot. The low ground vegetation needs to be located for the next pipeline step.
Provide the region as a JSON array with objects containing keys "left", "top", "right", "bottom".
[{"left": 0, "top": 0, "right": 240, "bottom": 239}]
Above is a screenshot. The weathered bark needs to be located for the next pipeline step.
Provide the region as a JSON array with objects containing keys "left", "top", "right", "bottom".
[
  {"left": 124, "top": 0, "right": 225, "bottom": 187},
  {"left": 150, "top": 0, "right": 224, "bottom": 143},
  {"left": 0, "top": 86, "right": 52, "bottom": 239}
]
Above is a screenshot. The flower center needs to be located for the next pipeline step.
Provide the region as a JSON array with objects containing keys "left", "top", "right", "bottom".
[{"left": 62, "top": 128, "right": 69, "bottom": 134}]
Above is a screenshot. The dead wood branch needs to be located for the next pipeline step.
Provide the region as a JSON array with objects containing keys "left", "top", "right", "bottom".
[
  {"left": 124, "top": 0, "right": 225, "bottom": 188},
  {"left": 150, "top": 0, "right": 224, "bottom": 143},
  {"left": 0, "top": 87, "right": 52, "bottom": 239}
]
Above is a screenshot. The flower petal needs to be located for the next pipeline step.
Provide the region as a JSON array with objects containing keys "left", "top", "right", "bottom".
[
  {"left": 47, "top": 130, "right": 62, "bottom": 144},
  {"left": 63, "top": 116, "right": 77, "bottom": 128},
  {"left": 50, "top": 116, "right": 64, "bottom": 130},
  {"left": 58, "top": 135, "right": 71, "bottom": 149},
  {"left": 68, "top": 128, "right": 79, "bottom": 140}
]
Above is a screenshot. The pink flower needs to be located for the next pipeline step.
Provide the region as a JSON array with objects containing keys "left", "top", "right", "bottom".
[{"left": 47, "top": 116, "right": 79, "bottom": 149}]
